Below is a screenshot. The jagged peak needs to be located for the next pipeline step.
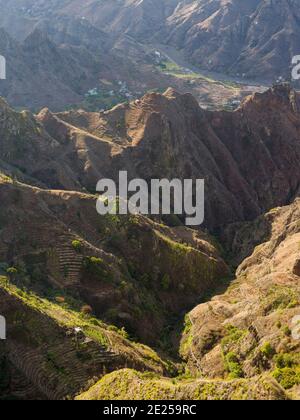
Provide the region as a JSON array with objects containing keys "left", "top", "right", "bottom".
[
  {"left": 163, "top": 87, "right": 181, "bottom": 99},
  {"left": 36, "top": 107, "right": 63, "bottom": 128},
  {"left": 241, "top": 83, "right": 299, "bottom": 112},
  {"left": 37, "top": 107, "right": 54, "bottom": 119}
]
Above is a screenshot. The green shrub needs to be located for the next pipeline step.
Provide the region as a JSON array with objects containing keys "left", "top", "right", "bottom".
[
  {"left": 183, "top": 314, "right": 192, "bottom": 335},
  {"left": 119, "top": 327, "right": 129, "bottom": 339},
  {"left": 225, "top": 352, "right": 244, "bottom": 379},
  {"left": 260, "top": 342, "right": 275, "bottom": 359},
  {"left": 221, "top": 325, "right": 247, "bottom": 352},
  {"left": 272, "top": 367, "right": 300, "bottom": 389},
  {"left": 282, "top": 326, "right": 291, "bottom": 337},
  {"left": 72, "top": 240, "right": 82, "bottom": 252},
  {"left": 264, "top": 286, "right": 299, "bottom": 313},
  {"left": 275, "top": 353, "right": 294, "bottom": 369},
  {"left": 83, "top": 257, "right": 112, "bottom": 282}
]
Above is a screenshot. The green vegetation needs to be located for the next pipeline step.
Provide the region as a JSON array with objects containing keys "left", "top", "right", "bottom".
[
  {"left": 275, "top": 353, "right": 295, "bottom": 369},
  {"left": 155, "top": 230, "right": 193, "bottom": 254},
  {"left": 272, "top": 353, "right": 300, "bottom": 389},
  {"left": 221, "top": 325, "right": 248, "bottom": 353},
  {"left": 76, "top": 369, "right": 287, "bottom": 401},
  {"left": 0, "top": 275, "right": 167, "bottom": 375},
  {"left": 272, "top": 368, "right": 300, "bottom": 390},
  {"left": 260, "top": 342, "right": 276, "bottom": 359},
  {"left": 157, "top": 60, "right": 213, "bottom": 82},
  {"left": 66, "top": 91, "right": 126, "bottom": 112},
  {"left": 0, "top": 275, "right": 109, "bottom": 348},
  {"left": 156, "top": 60, "right": 240, "bottom": 90},
  {"left": 263, "top": 285, "right": 299, "bottom": 314},
  {"left": 221, "top": 325, "right": 248, "bottom": 379},
  {"left": 282, "top": 326, "right": 291, "bottom": 337},
  {"left": 0, "top": 173, "right": 13, "bottom": 183},
  {"left": 180, "top": 315, "right": 194, "bottom": 357},
  {"left": 71, "top": 240, "right": 82, "bottom": 252},
  {"left": 83, "top": 256, "right": 113, "bottom": 283}
]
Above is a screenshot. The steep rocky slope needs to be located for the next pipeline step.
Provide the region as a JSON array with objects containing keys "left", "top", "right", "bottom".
[
  {"left": 164, "top": 0, "right": 300, "bottom": 81},
  {"left": 0, "top": 176, "right": 229, "bottom": 399},
  {"left": 75, "top": 198, "right": 300, "bottom": 401},
  {"left": 0, "top": 19, "right": 252, "bottom": 113},
  {"left": 180, "top": 199, "right": 300, "bottom": 398},
  {"left": 0, "top": 176, "right": 228, "bottom": 345}
]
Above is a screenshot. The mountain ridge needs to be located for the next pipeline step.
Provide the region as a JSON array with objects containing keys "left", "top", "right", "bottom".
[{"left": 1, "top": 84, "right": 298, "bottom": 229}]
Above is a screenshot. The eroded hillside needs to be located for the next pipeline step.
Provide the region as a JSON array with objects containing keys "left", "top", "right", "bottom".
[
  {"left": 0, "top": 176, "right": 228, "bottom": 345},
  {"left": 181, "top": 199, "right": 300, "bottom": 398},
  {"left": 75, "top": 199, "right": 300, "bottom": 401}
]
